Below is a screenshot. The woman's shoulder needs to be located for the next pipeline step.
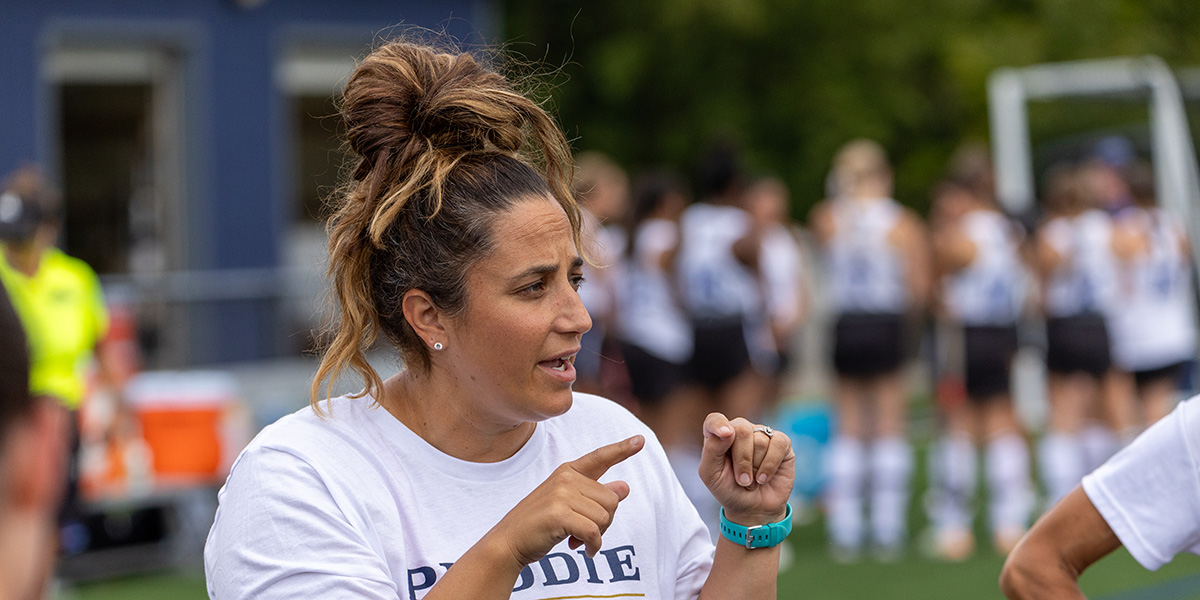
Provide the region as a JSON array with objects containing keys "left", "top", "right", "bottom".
[{"left": 234, "top": 395, "right": 382, "bottom": 466}]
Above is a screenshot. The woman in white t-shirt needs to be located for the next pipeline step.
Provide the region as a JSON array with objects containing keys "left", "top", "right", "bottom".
[
  {"left": 204, "top": 40, "right": 795, "bottom": 600},
  {"left": 1001, "top": 397, "right": 1200, "bottom": 599}
]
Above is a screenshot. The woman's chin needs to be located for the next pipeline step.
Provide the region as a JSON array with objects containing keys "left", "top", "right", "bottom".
[{"left": 535, "top": 389, "right": 574, "bottom": 420}]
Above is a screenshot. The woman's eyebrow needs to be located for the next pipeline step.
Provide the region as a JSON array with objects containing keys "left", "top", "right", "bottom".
[{"left": 508, "top": 257, "right": 583, "bottom": 282}]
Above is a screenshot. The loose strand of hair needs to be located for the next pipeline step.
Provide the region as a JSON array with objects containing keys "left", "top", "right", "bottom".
[{"left": 311, "top": 204, "right": 386, "bottom": 414}]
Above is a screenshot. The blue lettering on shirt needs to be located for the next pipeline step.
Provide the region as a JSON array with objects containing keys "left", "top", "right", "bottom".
[
  {"left": 598, "top": 545, "right": 640, "bottom": 582},
  {"left": 539, "top": 552, "right": 579, "bottom": 586},
  {"left": 407, "top": 544, "right": 642, "bottom": 597}
]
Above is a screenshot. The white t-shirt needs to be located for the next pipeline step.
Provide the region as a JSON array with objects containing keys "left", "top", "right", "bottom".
[
  {"left": 205, "top": 393, "right": 714, "bottom": 600},
  {"left": 614, "top": 219, "right": 693, "bottom": 364},
  {"left": 943, "top": 210, "right": 1027, "bottom": 326},
  {"left": 1109, "top": 207, "right": 1196, "bottom": 371},
  {"left": 676, "top": 203, "right": 762, "bottom": 319},
  {"left": 823, "top": 197, "right": 909, "bottom": 315},
  {"left": 759, "top": 224, "right": 805, "bottom": 329},
  {"left": 1082, "top": 398, "right": 1200, "bottom": 571},
  {"left": 1041, "top": 210, "right": 1119, "bottom": 318}
]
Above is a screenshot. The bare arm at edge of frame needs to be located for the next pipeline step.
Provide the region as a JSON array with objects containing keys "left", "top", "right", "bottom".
[{"left": 999, "top": 486, "right": 1121, "bottom": 600}]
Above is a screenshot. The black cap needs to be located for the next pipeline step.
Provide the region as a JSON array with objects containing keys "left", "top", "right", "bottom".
[{"left": 0, "top": 191, "right": 44, "bottom": 241}]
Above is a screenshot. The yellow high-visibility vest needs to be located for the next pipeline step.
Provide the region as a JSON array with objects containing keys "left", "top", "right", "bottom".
[{"left": 0, "top": 248, "right": 108, "bottom": 409}]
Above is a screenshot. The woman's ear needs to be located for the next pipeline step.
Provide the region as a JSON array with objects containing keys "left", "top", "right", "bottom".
[{"left": 401, "top": 289, "right": 447, "bottom": 346}]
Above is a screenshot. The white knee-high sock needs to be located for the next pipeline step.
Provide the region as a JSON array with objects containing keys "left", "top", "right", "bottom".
[
  {"left": 986, "top": 433, "right": 1034, "bottom": 534},
  {"left": 1080, "top": 422, "right": 1118, "bottom": 472},
  {"left": 1038, "top": 432, "right": 1085, "bottom": 506},
  {"left": 869, "top": 436, "right": 914, "bottom": 549},
  {"left": 928, "top": 433, "right": 976, "bottom": 532},
  {"left": 825, "top": 437, "right": 866, "bottom": 550}
]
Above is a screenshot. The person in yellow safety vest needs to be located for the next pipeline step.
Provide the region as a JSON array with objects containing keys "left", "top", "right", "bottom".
[{"left": 0, "top": 166, "right": 126, "bottom": 555}]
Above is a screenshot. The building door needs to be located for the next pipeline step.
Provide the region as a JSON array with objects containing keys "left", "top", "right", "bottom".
[{"left": 46, "top": 45, "right": 188, "bottom": 368}]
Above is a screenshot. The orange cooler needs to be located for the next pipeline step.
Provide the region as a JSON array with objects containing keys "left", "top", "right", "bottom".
[{"left": 126, "top": 372, "right": 239, "bottom": 482}]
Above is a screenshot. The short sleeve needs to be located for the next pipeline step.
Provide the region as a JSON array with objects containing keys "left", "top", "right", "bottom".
[
  {"left": 1082, "top": 400, "right": 1200, "bottom": 570},
  {"left": 673, "top": 513, "right": 714, "bottom": 599},
  {"left": 205, "top": 446, "right": 398, "bottom": 600},
  {"left": 643, "top": 435, "right": 714, "bottom": 598}
]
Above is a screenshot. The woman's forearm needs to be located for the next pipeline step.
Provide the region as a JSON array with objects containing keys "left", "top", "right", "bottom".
[
  {"left": 418, "top": 531, "right": 524, "bottom": 600},
  {"left": 1000, "top": 487, "right": 1121, "bottom": 600},
  {"left": 698, "top": 537, "right": 781, "bottom": 600},
  {"left": 999, "top": 551, "right": 1088, "bottom": 600}
]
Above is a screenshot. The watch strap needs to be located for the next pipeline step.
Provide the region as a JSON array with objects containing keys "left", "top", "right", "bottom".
[{"left": 719, "top": 503, "right": 793, "bottom": 549}]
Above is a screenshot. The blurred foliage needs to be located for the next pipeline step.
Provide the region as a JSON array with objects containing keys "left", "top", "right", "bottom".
[{"left": 502, "top": 0, "right": 1200, "bottom": 218}]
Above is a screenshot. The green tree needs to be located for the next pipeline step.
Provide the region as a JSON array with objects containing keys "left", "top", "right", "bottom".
[{"left": 503, "top": 0, "right": 1200, "bottom": 218}]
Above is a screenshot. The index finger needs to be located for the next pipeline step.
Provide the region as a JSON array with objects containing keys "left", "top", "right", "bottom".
[{"left": 570, "top": 435, "right": 645, "bottom": 480}]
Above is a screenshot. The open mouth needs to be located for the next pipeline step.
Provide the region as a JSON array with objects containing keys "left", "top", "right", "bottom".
[{"left": 539, "top": 353, "right": 578, "bottom": 381}]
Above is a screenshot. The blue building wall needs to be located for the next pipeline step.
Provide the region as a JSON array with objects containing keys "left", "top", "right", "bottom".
[{"left": 0, "top": 0, "right": 492, "bottom": 364}]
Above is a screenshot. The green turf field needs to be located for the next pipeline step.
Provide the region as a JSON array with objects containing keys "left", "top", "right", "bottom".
[
  {"left": 61, "top": 427, "right": 1200, "bottom": 599},
  {"left": 61, "top": 531, "right": 1200, "bottom": 600}
]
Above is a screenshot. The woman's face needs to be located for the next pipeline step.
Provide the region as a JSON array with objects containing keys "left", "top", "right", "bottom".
[{"left": 441, "top": 195, "right": 592, "bottom": 427}]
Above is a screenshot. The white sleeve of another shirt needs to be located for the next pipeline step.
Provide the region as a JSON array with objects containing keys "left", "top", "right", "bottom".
[
  {"left": 205, "top": 445, "right": 397, "bottom": 600},
  {"left": 1082, "top": 398, "right": 1200, "bottom": 571}
]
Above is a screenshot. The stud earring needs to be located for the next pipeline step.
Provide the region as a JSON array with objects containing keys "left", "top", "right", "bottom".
[{"left": 433, "top": 342, "right": 444, "bottom": 351}]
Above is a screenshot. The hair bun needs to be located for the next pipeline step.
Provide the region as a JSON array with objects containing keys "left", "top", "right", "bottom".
[{"left": 341, "top": 42, "right": 528, "bottom": 180}]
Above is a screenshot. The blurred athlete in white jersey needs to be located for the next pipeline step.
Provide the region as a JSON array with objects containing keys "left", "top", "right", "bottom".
[
  {"left": 745, "top": 177, "right": 807, "bottom": 416},
  {"left": 611, "top": 172, "right": 714, "bottom": 518},
  {"left": 927, "top": 149, "right": 1035, "bottom": 559},
  {"left": 572, "top": 152, "right": 629, "bottom": 397},
  {"left": 676, "top": 143, "right": 769, "bottom": 427},
  {"left": 1106, "top": 162, "right": 1196, "bottom": 430},
  {"left": 810, "top": 139, "right": 932, "bottom": 560},
  {"left": 1035, "top": 164, "right": 1137, "bottom": 507}
]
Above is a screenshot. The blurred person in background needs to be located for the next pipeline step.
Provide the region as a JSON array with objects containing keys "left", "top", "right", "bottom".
[
  {"left": 0, "top": 166, "right": 124, "bottom": 556},
  {"left": 926, "top": 145, "right": 1034, "bottom": 561},
  {"left": 745, "top": 176, "right": 808, "bottom": 416},
  {"left": 676, "top": 145, "right": 770, "bottom": 418},
  {"left": 810, "top": 139, "right": 932, "bottom": 561},
  {"left": 674, "top": 142, "right": 772, "bottom": 529},
  {"left": 206, "top": 39, "right": 796, "bottom": 599},
  {"left": 1105, "top": 161, "right": 1196, "bottom": 430},
  {"left": 1000, "top": 395, "right": 1200, "bottom": 600},
  {"left": 1078, "top": 137, "right": 1142, "bottom": 468},
  {"left": 0, "top": 284, "right": 68, "bottom": 600},
  {"left": 571, "top": 152, "right": 629, "bottom": 397},
  {"left": 1081, "top": 136, "right": 1136, "bottom": 216},
  {"left": 610, "top": 171, "right": 709, "bottom": 517},
  {"left": 1034, "top": 163, "right": 1137, "bottom": 507}
]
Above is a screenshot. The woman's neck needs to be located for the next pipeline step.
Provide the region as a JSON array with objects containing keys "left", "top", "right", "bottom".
[{"left": 379, "top": 371, "right": 535, "bottom": 463}]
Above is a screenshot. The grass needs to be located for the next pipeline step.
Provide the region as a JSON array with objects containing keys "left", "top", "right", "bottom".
[
  {"left": 63, "top": 535, "right": 1200, "bottom": 600},
  {"left": 63, "top": 419, "right": 1200, "bottom": 599}
]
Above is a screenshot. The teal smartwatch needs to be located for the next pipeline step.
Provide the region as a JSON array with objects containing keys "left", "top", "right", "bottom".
[{"left": 719, "top": 504, "right": 793, "bottom": 549}]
